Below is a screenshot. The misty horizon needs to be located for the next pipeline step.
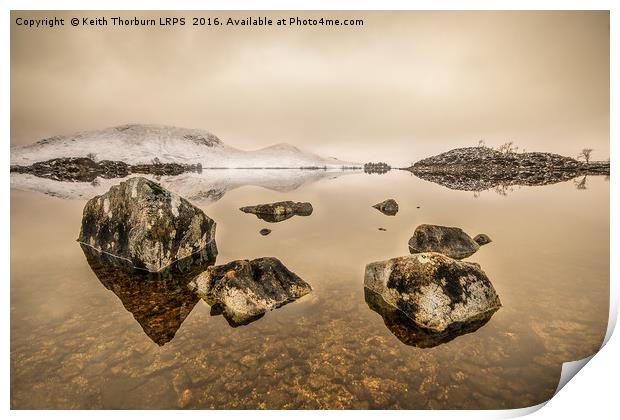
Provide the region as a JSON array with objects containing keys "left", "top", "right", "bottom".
[{"left": 10, "top": 11, "right": 609, "bottom": 167}]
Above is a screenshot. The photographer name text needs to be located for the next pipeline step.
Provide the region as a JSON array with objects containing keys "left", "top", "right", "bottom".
[{"left": 14, "top": 15, "right": 365, "bottom": 29}]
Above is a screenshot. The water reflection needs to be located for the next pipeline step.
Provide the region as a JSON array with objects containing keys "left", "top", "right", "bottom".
[
  {"left": 409, "top": 169, "right": 609, "bottom": 194},
  {"left": 364, "top": 288, "right": 497, "bottom": 348},
  {"left": 10, "top": 169, "right": 360, "bottom": 203},
  {"left": 80, "top": 244, "right": 215, "bottom": 346}
]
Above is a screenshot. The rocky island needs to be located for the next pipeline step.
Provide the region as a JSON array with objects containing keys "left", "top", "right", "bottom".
[
  {"left": 11, "top": 157, "right": 202, "bottom": 182},
  {"left": 405, "top": 146, "right": 609, "bottom": 191}
]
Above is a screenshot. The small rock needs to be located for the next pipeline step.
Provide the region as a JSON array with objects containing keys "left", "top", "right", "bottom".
[
  {"left": 473, "top": 233, "right": 492, "bottom": 246},
  {"left": 408, "top": 224, "right": 480, "bottom": 259},
  {"left": 259, "top": 228, "right": 272, "bottom": 236},
  {"left": 240, "top": 201, "right": 313, "bottom": 223},
  {"left": 240, "top": 354, "right": 258, "bottom": 367},
  {"left": 378, "top": 227, "right": 387, "bottom": 231},
  {"left": 372, "top": 199, "right": 399, "bottom": 216},
  {"left": 177, "top": 389, "right": 193, "bottom": 408}
]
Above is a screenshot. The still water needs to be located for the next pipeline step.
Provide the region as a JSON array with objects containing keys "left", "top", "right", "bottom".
[{"left": 10, "top": 170, "right": 609, "bottom": 409}]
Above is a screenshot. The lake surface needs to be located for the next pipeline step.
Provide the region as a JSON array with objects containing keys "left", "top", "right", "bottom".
[{"left": 10, "top": 170, "right": 609, "bottom": 409}]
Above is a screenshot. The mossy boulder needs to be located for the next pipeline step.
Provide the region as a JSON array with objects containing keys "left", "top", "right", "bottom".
[
  {"left": 189, "top": 257, "right": 311, "bottom": 326},
  {"left": 78, "top": 177, "right": 217, "bottom": 272},
  {"left": 364, "top": 253, "right": 501, "bottom": 333},
  {"left": 408, "top": 224, "right": 482, "bottom": 259}
]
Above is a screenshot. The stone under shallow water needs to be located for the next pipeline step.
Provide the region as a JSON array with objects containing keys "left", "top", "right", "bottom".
[
  {"left": 189, "top": 257, "right": 312, "bottom": 326},
  {"left": 372, "top": 199, "right": 399, "bottom": 216},
  {"left": 364, "top": 288, "right": 496, "bottom": 348},
  {"left": 364, "top": 252, "right": 501, "bottom": 333},
  {"left": 80, "top": 243, "right": 215, "bottom": 346},
  {"left": 239, "top": 201, "right": 313, "bottom": 223},
  {"left": 78, "top": 177, "right": 217, "bottom": 272},
  {"left": 408, "top": 224, "right": 483, "bottom": 259}
]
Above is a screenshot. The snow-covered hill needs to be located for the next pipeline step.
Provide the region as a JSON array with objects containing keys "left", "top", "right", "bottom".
[{"left": 11, "top": 124, "right": 358, "bottom": 168}]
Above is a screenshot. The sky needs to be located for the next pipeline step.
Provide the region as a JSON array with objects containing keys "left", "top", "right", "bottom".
[{"left": 10, "top": 11, "right": 610, "bottom": 166}]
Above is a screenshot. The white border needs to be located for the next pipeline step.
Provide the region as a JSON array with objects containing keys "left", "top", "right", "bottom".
[{"left": 2, "top": 1, "right": 617, "bottom": 419}]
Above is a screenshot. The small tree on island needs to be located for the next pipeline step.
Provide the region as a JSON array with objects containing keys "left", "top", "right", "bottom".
[
  {"left": 577, "top": 148, "right": 593, "bottom": 164},
  {"left": 497, "top": 141, "right": 518, "bottom": 155}
]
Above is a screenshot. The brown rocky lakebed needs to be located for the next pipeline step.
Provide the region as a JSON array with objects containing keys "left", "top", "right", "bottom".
[{"left": 10, "top": 170, "right": 609, "bottom": 409}]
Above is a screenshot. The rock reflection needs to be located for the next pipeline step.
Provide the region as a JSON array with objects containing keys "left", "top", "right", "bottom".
[
  {"left": 364, "top": 288, "right": 496, "bottom": 348},
  {"left": 80, "top": 244, "right": 215, "bottom": 346}
]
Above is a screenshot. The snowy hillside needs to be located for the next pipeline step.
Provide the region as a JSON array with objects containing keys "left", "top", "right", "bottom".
[{"left": 10, "top": 124, "right": 358, "bottom": 168}]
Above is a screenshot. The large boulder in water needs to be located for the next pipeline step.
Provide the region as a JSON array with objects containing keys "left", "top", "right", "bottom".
[
  {"left": 189, "top": 257, "right": 312, "bottom": 326},
  {"left": 364, "top": 287, "right": 496, "bottom": 348},
  {"left": 78, "top": 177, "right": 217, "bottom": 272},
  {"left": 364, "top": 253, "right": 501, "bottom": 333},
  {"left": 372, "top": 199, "right": 399, "bottom": 216},
  {"left": 240, "top": 201, "right": 313, "bottom": 223},
  {"left": 408, "top": 224, "right": 482, "bottom": 259}
]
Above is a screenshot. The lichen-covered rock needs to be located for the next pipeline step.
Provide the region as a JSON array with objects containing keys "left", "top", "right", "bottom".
[
  {"left": 364, "top": 253, "right": 501, "bottom": 333},
  {"left": 473, "top": 233, "right": 492, "bottom": 246},
  {"left": 78, "top": 177, "right": 217, "bottom": 272},
  {"left": 408, "top": 224, "right": 480, "bottom": 259},
  {"left": 372, "top": 199, "right": 399, "bottom": 216},
  {"left": 240, "top": 201, "right": 313, "bottom": 223},
  {"left": 189, "top": 257, "right": 312, "bottom": 326},
  {"left": 364, "top": 287, "right": 495, "bottom": 348}
]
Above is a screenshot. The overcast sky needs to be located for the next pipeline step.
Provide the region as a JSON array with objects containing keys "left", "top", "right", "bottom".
[{"left": 11, "top": 11, "right": 609, "bottom": 165}]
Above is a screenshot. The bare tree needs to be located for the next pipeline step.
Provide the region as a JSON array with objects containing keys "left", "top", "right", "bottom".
[
  {"left": 478, "top": 139, "right": 486, "bottom": 148},
  {"left": 577, "top": 148, "right": 594, "bottom": 164},
  {"left": 86, "top": 152, "right": 97, "bottom": 161},
  {"left": 497, "top": 141, "right": 518, "bottom": 155}
]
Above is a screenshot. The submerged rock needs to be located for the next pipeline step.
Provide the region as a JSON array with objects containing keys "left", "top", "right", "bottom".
[
  {"left": 473, "top": 233, "right": 492, "bottom": 246},
  {"left": 78, "top": 177, "right": 217, "bottom": 272},
  {"left": 80, "top": 243, "right": 215, "bottom": 345},
  {"left": 189, "top": 257, "right": 312, "bottom": 326},
  {"left": 240, "top": 201, "right": 313, "bottom": 223},
  {"left": 364, "top": 253, "right": 501, "bottom": 333},
  {"left": 372, "top": 199, "right": 399, "bottom": 216},
  {"left": 364, "top": 288, "right": 495, "bottom": 348},
  {"left": 408, "top": 224, "right": 480, "bottom": 259},
  {"left": 259, "top": 228, "right": 272, "bottom": 236}
]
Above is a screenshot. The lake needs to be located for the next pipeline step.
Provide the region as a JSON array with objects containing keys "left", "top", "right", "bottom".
[{"left": 10, "top": 169, "right": 609, "bottom": 409}]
